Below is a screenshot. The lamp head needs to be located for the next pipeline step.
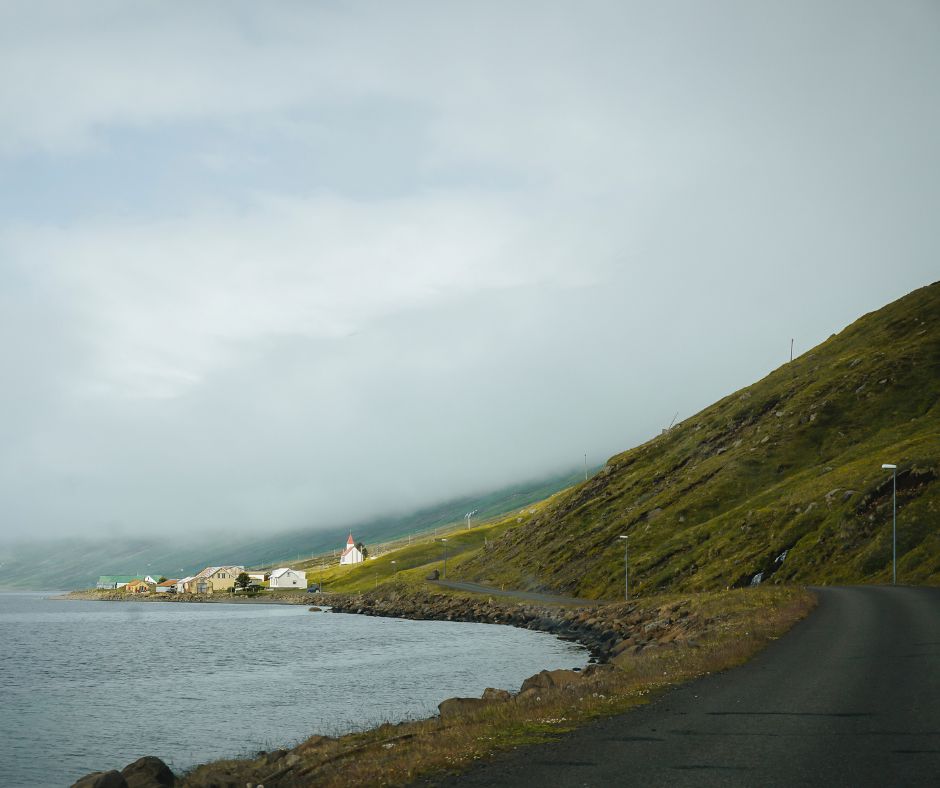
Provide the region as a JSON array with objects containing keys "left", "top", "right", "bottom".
[
  {"left": 881, "top": 463, "right": 897, "bottom": 469},
  {"left": 618, "top": 535, "right": 628, "bottom": 540}
]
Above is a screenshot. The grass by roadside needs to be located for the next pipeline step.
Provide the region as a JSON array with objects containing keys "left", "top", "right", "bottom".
[{"left": 180, "top": 584, "right": 815, "bottom": 787}]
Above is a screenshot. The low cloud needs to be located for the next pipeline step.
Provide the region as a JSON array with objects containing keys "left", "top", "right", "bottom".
[{"left": 0, "top": 1, "right": 938, "bottom": 541}]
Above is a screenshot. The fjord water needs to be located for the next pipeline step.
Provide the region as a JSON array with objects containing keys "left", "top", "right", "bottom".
[{"left": 0, "top": 593, "right": 586, "bottom": 786}]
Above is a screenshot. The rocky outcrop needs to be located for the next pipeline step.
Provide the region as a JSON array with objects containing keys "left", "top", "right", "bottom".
[
  {"left": 438, "top": 696, "right": 491, "bottom": 719},
  {"left": 121, "top": 756, "right": 176, "bottom": 787},
  {"left": 72, "top": 771, "right": 127, "bottom": 788},
  {"left": 327, "top": 589, "right": 702, "bottom": 663},
  {"left": 73, "top": 757, "right": 175, "bottom": 788}
]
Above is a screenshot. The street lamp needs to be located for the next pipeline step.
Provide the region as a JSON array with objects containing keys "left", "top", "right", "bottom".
[
  {"left": 439, "top": 538, "right": 448, "bottom": 579},
  {"left": 618, "top": 535, "right": 629, "bottom": 601},
  {"left": 882, "top": 463, "right": 897, "bottom": 584}
]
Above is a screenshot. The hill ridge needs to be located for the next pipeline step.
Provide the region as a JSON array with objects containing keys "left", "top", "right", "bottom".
[{"left": 455, "top": 281, "right": 940, "bottom": 595}]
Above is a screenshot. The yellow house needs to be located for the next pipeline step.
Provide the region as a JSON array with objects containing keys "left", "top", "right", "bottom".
[
  {"left": 185, "top": 566, "right": 244, "bottom": 594},
  {"left": 124, "top": 578, "right": 154, "bottom": 594}
]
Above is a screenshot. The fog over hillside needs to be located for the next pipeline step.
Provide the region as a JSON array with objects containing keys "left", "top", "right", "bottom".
[{"left": 1, "top": 1, "right": 938, "bottom": 545}]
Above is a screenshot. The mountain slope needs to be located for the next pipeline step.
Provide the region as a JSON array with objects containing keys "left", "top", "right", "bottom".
[{"left": 456, "top": 282, "right": 940, "bottom": 597}]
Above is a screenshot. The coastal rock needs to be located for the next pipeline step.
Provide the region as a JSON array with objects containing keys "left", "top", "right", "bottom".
[
  {"left": 513, "top": 687, "right": 542, "bottom": 704},
  {"left": 481, "top": 687, "right": 512, "bottom": 703},
  {"left": 71, "top": 771, "right": 128, "bottom": 788},
  {"left": 120, "top": 756, "right": 175, "bottom": 788},
  {"left": 438, "top": 696, "right": 488, "bottom": 720},
  {"left": 520, "top": 669, "right": 582, "bottom": 693}
]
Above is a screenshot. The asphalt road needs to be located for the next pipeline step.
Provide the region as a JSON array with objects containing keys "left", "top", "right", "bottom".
[{"left": 430, "top": 585, "right": 940, "bottom": 787}]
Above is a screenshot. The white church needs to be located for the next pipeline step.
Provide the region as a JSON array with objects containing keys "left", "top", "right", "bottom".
[{"left": 340, "top": 533, "right": 364, "bottom": 565}]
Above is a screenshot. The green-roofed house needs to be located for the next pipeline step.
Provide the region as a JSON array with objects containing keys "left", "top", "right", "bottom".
[{"left": 96, "top": 575, "right": 142, "bottom": 590}]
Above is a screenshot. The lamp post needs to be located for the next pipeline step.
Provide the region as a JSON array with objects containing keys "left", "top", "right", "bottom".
[
  {"left": 440, "top": 538, "right": 448, "bottom": 579},
  {"left": 881, "top": 463, "right": 897, "bottom": 584},
  {"left": 618, "top": 535, "right": 629, "bottom": 601}
]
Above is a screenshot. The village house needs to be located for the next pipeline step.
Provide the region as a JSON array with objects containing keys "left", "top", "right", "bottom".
[
  {"left": 175, "top": 576, "right": 194, "bottom": 594},
  {"left": 183, "top": 566, "right": 244, "bottom": 594},
  {"left": 340, "top": 533, "right": 364, "bottom": 565},
  {"left": 269, "top": 567, "right": 306, "bottom": 588},
  {"left": 155, "top": 579, "right": 178, "bottom": 594},
  {"left": 247, "top": 571, "right": 269, "bottom": 583},
  {"left": 124, "top": 578, "right": 154, "bottom": 594}
]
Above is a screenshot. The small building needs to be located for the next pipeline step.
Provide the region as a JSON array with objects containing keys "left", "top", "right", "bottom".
[
  {"left": 269, "top": 567, "right": 306, "bottom": 589},
  {"left": 96, "top": 575, "right": 139, "bottom": 590},
  {"left": 340, "top": 533, "right": 364, "bottom": 565},
  {"left": 247, "top": 571, "right": 269, "bottom": 583},
  {"left": 155, "top": 579, "right": 178, "bottom": 594},
  {"left": 183, "top": 565, "right": 244, "bottom": 594},
  {"left": 175, "top": 576, "right": 194, "bottom": 594},
  {"left": 125, "top": 578, "right": 154, "bottom": 594}
]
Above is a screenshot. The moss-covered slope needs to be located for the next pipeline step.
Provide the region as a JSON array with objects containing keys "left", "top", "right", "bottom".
[{"left": 456, "top": 281, "right": 940, "bottom": 597}]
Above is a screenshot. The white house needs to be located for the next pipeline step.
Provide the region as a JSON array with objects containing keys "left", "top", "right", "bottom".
[
  {"left": 269, "top": 567, "right": 306, "bottom": 588},
  {"left": 175, "top": 576, "right": 194, "bottom": 594},
  {"left": 340, "top": 533, "right": 364, "bottom": 565}
]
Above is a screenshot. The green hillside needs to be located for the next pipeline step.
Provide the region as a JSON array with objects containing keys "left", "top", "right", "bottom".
[{"left": 452, "top": 282, "right": 940, "bottom": 597}]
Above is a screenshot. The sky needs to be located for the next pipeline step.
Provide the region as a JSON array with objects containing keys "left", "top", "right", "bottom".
[{"left": 1, "top": 0, "right": 938, "bottom": 544}]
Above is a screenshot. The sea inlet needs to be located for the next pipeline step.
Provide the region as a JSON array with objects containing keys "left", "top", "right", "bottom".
[{"left": 0, "top": 592, "right": 586, "bottom": 785}]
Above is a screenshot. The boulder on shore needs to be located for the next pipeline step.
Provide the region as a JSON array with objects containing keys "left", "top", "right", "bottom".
[
  {"left": 520, "top": 669, "right": 582, "bottom": 693},
  {"left": 71, "top": 771, "right": 128, "bottom": 788},
  {"left": 121, "top": 756, "right": 175, "bottom": 788},
  {"left": 438, "top": 696, "right": 488, "bottom": 720}
]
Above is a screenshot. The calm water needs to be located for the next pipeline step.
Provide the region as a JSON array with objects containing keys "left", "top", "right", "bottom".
[{"left": 0, "top": 593, "right": 585, "bottom": 786}]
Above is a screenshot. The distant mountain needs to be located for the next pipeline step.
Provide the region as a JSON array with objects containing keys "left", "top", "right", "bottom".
[
  {"left": 0, "top": 469, "right": 587, "bottom": 590},
  {"left": 457, "top": 282, "right": 940, "bottom": 596}
]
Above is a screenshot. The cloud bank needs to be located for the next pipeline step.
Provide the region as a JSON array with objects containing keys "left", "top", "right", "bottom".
[{"left": 1, "top": 1, "right": 938, "bottom": 541}]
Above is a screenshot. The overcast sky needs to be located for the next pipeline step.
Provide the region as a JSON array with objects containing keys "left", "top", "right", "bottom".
[{"left": 1, "top": 1, "right": 937, "bottom": 543}]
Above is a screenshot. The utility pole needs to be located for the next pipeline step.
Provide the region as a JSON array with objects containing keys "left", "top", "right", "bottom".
[
  {"left": 790, "top": 338, "right": 794, "bottom": 362},
  {"left": 440, "top": 538, "right": 448, "bottom": 579},
  {"left": 584, "top": 453, "right": 588, "bottom": 481}
]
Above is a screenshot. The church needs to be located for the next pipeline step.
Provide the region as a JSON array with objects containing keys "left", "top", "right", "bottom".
[{"left": 340, "top": 532, "right": 364, "bottom": 565}]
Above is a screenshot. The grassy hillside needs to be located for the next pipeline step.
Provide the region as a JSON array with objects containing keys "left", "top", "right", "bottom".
[{"left": 448, "top": 281, "right": 940, "bottom": 597}]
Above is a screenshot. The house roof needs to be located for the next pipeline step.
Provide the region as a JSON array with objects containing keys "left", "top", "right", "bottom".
[
  {"left": 193, "top": 565, "right": 244, "bottom": 579},
  {"left": 270, "top": 567, "right": 304, "bottom": 578},
  {"left": 346, "top": 532, "right": 355, "bottom": 546},
  {"left": 157, "top": 579, "right": 178, "bottom": 587}
]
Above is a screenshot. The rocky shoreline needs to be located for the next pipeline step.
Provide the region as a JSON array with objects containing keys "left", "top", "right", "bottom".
[
  {"left": 58, "top": 589, "right": 319, "bottom": 605},
  {"left": 327, "top": 587, "right": 703, "bottom": 664},
  {"left": 71, "top": 586, "right": 718, "bottom": 787}
]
